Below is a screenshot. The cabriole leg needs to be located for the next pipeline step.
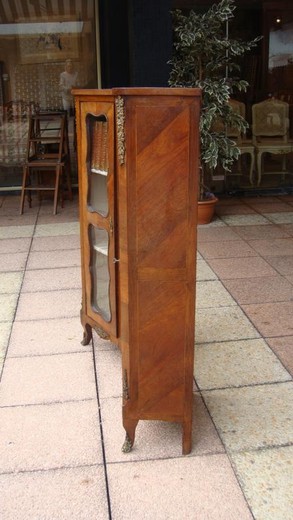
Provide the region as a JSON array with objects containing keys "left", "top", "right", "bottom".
[
  {"left": 182, "top": 420, "right": 192, "bottom": 455},
  {"left": 81, "top": 322, "right": 92, "bottom": 346},
  {"left": 122, "top": 419, "right": 138, "bottom": 453}
]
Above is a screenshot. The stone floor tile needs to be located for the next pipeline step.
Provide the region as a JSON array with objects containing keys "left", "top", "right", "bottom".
[
  {"left": 198, "top": 240, "right": 257, "bottom": 259},
  {"left": 246, "top": 201, "right": 293, "bottom": 213},
  {"left": 1, "top": 194, "right": 25, "bottom": 209},
  {"left": 26, "top": 249, "right": 81, "bottom": 270},
  {"left": 100, "top": 393, "right": 224, "bottom": 463},
  {"left": 0, "top": 192, "right": 291, "bottom": 519},
  {"left": 207, "top": 256, "right": 278, "bottom": 279},
  {"left": 0, "top": 237, "right": 31, "bottom": 253},
  {"left": 0, "top": 352, "right": 96, "bottom": 406},
  {"left": 265, "top": 255, "right": 293, "bottom": 275},
  {"left": 196, "top": 259, "right": 218, "bottom": 281},
  {"left": 198, "top": 216, "right": 226, "bottom": 227},
  {"left": 238, "top": 196, "right": 281, "bottom": 204},
  {"left": 242, "top": 301, "right": 293, "bottom": 337},
  {"left": 107, "top": 454, "right": 253, "bottom": 520},
  {"left": 219, "top": 214, "right": 270, "bottom": 226},
  {"left": 222, "top": 275, "right": 293, "bottom": 304},
  {"left": 34, "top": 222, "right": 80, "bottom": 237},
  {"left": 31, "top": 234, "right": 80, "bottom": 252},
  {"left": 0, "top": 214, "right": 37, "bottom": 226},
  {"left": 216, "top": 204, "right": 256, "bottom": 216},
  {"left": 0, "top": 204, "right": 38, "bottom": 217},
  {"left": 281, "top": 223, "right": 293, "bottom": 236},
  {"left": 0, "top": 252, "right": 28, "bottom": 272},
  {"left": 0, "top": 319, "right": 11, "bottom": 341},
  {"left": 0, "top": 293, "right": 18, "bottom": 322},
  {"left": 0, "top": 195, "right": 22, "bottom": 210},
  {"left": 0, "top": 465, "right": 108, "bottom": 520},
  {"left": 0, "top": 322, "right": 11, "bottom": 369},
  {"left": 0, "top": 272, "right": 23, "bottom": 294},
  {"left": 196, "top": 306, "right": 260, "bottom": 344},
  {"left": 15, "top": 289, "right": 81, "bottom": 321},
  {"left": 195, "top": 338, "right": 291, "bottom": 390},
  {"left": 286, "top": 274, "right": 293, "bottom": 285},
  {"left": 37, "top": 198, "right": 78, "bottom": 215},
  {"left": 0, "top": 400, "right": 102, "bottom": 473},
  {"left": 217, "top": 197, "right": 248, "bottom": 205},
  {"left": 37, "top": 212, "right": 79, "bottom": 224},
  {"left": 231, "top": 446, "right": 293, "bottom": 520},
  {"left": 0, "top": 225, "right": 34, "bottom": 239},
  {"left": 21, "top": 266, "right": 81, "bottom": 292},
  {"left": 248, "top": 237, "right": 293, "bottom": 256},
  {"left": 202, "top": 382, "right": 293, "bottom": 452},
  {"left": 95, "top": 347, "right": 122, "bottom": 399},
  {"left": 196, "top": 280, "right": 237, "bottom": 308},
  {"left": 197, "top": 226, "right": 241, "bottom": 243},
  {"left": 92, "top": 329, "right": 119, "bottom": 352},
  {"left": 7, "top": 317, "right": 89, "bottom": 357},
  {"left": 266, "top": 336, "right": 293, "bottom": 376},
  {"left": 264, "top": 212, "right": 293, "bottom": 224},
  {"left": 232, "top": 224, "right": 290, "bottom": 240}
]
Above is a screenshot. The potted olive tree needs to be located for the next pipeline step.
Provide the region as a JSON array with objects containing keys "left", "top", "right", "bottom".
[{"left": 168, "top": 0, "right": 260, "bottom": 223}]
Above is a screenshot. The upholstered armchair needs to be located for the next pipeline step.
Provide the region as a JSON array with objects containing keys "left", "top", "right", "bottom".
[
  {"left": 210, "top": 99, "right": 255, "bottom": 185},
  {"left": 226, "top": 99, "right": 255, "bottom": 185},
  {"left": 252, "top": 98, "right": 292, "bottom": 186}
]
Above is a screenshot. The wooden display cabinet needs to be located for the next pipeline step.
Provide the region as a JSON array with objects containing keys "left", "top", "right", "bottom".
[{"left": 73, "top": 87, "right": 201, "bottom": 454}]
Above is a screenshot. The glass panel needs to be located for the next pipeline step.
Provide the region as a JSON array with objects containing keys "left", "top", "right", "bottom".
[
  {"left": 268, "top": 12, "right": 293, "bottom": 94},
  {"left": 90, "top": 225, "right": 111, "bottom": 322},
  {"left": 0, "top": 0, "right": 97, "bottom": 188},
  {"left": 86, "top": 114, "right": 109, "bottom": 215}
]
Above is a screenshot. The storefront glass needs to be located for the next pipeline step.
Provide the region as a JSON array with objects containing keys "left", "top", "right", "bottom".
[{"left": 0, "top": 0, "right": 98, "bottom": 189}]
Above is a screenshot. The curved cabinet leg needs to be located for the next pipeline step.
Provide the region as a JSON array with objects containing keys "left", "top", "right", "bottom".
[
  {"left": 81, "top": 322, "right": 92, "bottom": 346},
  {"left": 122, "top": 418, "right": 138, "bottom": 453},
  {"left": 182, "top": 420, "right": 192, "bottom": 455}
]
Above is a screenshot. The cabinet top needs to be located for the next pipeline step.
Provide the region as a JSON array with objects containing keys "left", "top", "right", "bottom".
[{"left": 72, "top": 87, "right": 201, "bottom": 98}]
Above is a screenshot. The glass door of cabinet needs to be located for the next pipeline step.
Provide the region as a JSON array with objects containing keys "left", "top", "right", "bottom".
[{"left": 80, "top": 100, "right": 117, "bottom": 337}]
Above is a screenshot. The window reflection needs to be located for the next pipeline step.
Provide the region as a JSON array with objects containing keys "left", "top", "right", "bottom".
[
  {"left": 0, "top": 0, "right": 97, "bottom": 189},
  {"left": 268, "top": 16, "right": 293, "bottom": 93},
  {"left": 89, "top": 225, "right": 111, "bottom": 322},
  {"left": 86, "top": 113, "right": 109, "bottom": 216}
]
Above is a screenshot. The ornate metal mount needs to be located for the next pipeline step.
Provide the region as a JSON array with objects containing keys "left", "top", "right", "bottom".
[
  {"left": 94, "top": 326, "right": 110, "bottom": 340},
  {"left": 122, "top": 433, "right": 133, "bottom": 453},
  {"left": 115, "top": 96, "right": 125, "bottom": 165}
]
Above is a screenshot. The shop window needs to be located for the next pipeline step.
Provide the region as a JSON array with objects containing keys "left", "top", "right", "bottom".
[{"left": 0, "top": 0, "right": 98, "bottom": 189}]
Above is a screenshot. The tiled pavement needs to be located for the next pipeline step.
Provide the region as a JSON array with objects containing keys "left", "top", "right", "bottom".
[{"left": 0, "top": 192, "right": 292, "bottom": 520}]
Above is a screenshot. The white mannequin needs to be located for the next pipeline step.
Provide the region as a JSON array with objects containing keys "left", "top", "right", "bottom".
[{"left": 59, "top": 59, "right": 78, "bottom": 114}]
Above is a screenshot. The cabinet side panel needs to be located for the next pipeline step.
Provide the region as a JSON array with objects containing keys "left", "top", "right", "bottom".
[
  {"left": 136, "top": 106, "right": 190, "bottom": 270},
  {"left": 137, "top": 280, "right": 187, "bottom": 418},
  {"left": 125, "top": 96, "right": 199, "bottom": 421}
]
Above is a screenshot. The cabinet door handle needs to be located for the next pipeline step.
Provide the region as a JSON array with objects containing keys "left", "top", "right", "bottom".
[{"left": 113, "top": 257, "right": 120, "bottom": 263}]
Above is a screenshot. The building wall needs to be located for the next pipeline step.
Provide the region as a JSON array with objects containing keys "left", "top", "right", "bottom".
[{"left": 99, "top": 0, "right": 173, "bottom": 88}]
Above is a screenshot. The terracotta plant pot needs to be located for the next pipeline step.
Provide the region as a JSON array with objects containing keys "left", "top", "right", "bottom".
[{"left": 197, "top": 195, "right": 218, "bottom": 225}]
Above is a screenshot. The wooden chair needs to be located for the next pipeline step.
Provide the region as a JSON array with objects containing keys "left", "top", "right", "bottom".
[
  {"left": 19, "top": 111, "right": 72, "bottom": 215},
  {"left": 252, "top": 98, "right": 292, "bottom": 186},
  {"left": 0, "top": 100, "right": 39, "bottom": 167}
]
